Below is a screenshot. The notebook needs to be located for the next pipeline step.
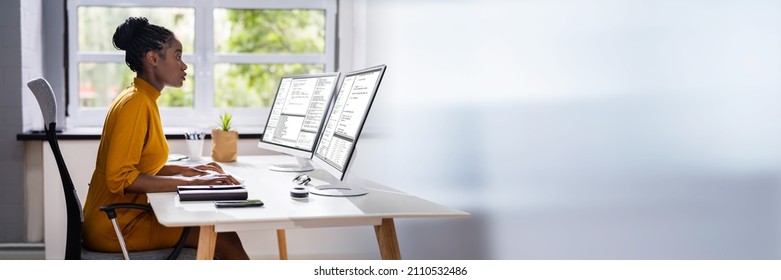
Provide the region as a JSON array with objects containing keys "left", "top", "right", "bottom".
[{"left": 177, "top": 185, "right": 248, "bottom": 201}]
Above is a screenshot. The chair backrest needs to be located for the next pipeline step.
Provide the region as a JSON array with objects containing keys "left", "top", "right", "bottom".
[{"left": 27, "top": 78, "right": 84, "bottom": 260}]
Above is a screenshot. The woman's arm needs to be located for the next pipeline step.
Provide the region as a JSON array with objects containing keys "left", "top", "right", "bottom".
[
  {"left": 157, "top": 162, "right": 227, "bottom": 177},
  {"left": 125, "top": 172, "right": 241, "bottom": 193}
]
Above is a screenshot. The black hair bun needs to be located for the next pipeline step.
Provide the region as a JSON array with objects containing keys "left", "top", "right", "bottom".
[{"left": 112, "top": 17, "right": 149, "bottom": 50}]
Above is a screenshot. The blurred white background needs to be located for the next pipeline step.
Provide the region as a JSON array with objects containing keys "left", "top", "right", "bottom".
[{"left": 343, "top": 0, "right": 781, "bottom": 259}]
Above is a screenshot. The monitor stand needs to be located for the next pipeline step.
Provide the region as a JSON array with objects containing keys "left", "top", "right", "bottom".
[
  {"left": 268, "top": 156, "right": 314, "bottom": 172},
  {"left": 309, "top": 149, "right": 368, "bottom": 197},
  {"left": 309, "top": 184, "right": 369, "bottom": 197}
]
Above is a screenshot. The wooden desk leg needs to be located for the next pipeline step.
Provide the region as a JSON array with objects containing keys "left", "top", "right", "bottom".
[
  {"left": 196, "top": 225, "right": 217, "bottom": 260},
  {"left": 276, "top": 229, "right": 288, "bottom": 260},
  {"left": 374, "top": 218, "right": 401, "bottom": 260}
]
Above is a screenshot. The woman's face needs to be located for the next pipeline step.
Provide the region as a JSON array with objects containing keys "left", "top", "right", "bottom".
[{"left": 156, "top": 38, "right": 187, "bottom": 88}]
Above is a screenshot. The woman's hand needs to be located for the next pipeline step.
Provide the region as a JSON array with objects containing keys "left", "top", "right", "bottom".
[
  {"left": 177, "top": 162, "right": 226, "bottom": 177},
  {"left": 199, "top": 162, "right": 226, "bottom": 174},
  {"left": 127, "top": 163, "right": 238, "bottom": 193},
  {"left": 189, "top": 173, "right": 242, "bottom": 186}
]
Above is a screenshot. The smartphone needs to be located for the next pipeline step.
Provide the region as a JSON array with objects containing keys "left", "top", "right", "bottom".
[{"left": 214, "top": 199, "right": 264, "bottom": 208}]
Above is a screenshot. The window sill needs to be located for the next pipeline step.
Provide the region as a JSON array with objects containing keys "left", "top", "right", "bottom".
[{"left": 16, "top": 126, "right": 264, "bottom": 141}]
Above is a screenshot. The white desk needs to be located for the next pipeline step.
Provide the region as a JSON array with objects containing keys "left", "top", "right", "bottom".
[{"left": 147, "top": 155, "right": 469, "bottom": 260}]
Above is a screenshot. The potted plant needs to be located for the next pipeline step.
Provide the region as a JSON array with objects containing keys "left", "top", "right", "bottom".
[{"left": 211, "top": 112, "right": 238, "bottom": 162}]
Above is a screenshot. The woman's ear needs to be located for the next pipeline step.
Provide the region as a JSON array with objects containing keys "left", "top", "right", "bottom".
[{"left": 145, "top": 50, "right": 159, "bottom": 67}]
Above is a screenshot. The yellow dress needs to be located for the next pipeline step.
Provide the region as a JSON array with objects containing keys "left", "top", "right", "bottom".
[{"left": 83, "top": 77, "right": 184, "bottom": 252}]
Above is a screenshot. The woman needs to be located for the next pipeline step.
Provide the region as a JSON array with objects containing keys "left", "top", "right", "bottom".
[{"left": 82, "top": 17, "right": 249, "bottom": 260}]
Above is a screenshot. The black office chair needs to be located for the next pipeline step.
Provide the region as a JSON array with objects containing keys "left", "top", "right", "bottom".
[{"left": 27, "top": 77, "right": 196, "bottom": 260}]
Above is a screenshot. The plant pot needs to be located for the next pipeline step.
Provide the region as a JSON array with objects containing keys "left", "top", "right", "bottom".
[{"left": 211, "top": 129, "right": 238, "bottom": 162}]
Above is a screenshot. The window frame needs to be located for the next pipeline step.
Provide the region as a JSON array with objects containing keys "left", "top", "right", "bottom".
[{"left": 66, "top": 0, "right": 338, "bottom": 128}]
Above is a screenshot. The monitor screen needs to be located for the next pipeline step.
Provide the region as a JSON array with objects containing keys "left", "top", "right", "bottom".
[
  {"left": 313, "top": 65, "right": 387, "bottom": 181},
  {"left": 258, "top": 72, "right": 340, "bottom": 172}
]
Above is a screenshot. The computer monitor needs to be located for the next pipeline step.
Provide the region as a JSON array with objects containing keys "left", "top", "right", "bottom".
[
  {"left": 310, "top": 65, "right": 387, "bottom": 196},
  {"left": 258, "top": 72, "right": 341, "bottom": 172}
]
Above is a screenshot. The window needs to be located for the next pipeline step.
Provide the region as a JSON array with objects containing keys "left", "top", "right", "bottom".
[{"left": 67, "top": 0, "right": 337, "bottom": 127}]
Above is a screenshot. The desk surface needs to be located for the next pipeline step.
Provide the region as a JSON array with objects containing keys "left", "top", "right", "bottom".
[{"left": 148, "top": 155, "right": 468, "bottom": 232}]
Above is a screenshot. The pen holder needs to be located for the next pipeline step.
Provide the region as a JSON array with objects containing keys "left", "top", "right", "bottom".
[
  {"left": 185, "top": 138, "right": 204, "bottom": 161},
  {"left": 184, "top": 131, "right": 206, "bottom": 161}
]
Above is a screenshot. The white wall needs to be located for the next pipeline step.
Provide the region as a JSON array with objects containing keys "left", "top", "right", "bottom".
[
  {"left": 21, "top": 0, "right": 44, "bottom": 132},
  {"left": 341, "top": 0, "right": 781, "bottom": 259},
  {"left": 21, "top": 0, "right": 45, "bottom": 244},
  {"left": 0, "top": 0, "right": 41, "bottom": 243}
]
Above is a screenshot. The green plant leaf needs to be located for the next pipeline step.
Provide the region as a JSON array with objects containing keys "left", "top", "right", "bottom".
[{"left": 217, "top": 111, "right": 233, "bottom": 131}]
